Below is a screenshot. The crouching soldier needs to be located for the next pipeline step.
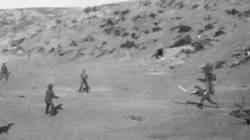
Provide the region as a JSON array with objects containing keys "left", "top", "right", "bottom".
[
  {"left": 0, "top": 63, "right": 10, "bottom": 81},
  {"left": 190, "top": 86, "right": 206, "bottom": 97},
  {"left": 198, "top": 90, "right": 218, "bottom": 108},
  {"left": 45, "top": 83, "right": 59, "bottom": 115},
  {"left": 78, "top": 69, "right": 90, "bottom": 93}
]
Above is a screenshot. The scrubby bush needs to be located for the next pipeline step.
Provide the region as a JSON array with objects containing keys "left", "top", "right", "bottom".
[
  {"left": 120, "top": 40, "right": 138, "bottom": 49},
  {"left": 70, "top": 40, "right": 77, "bottom": 47},
  {"left": 214, "top": 30, "right": 225, "bottom": 37},
  {"left": 171, "top": 25, "right": 191, "bottom": 33},
  {"left": 169, "top": 35, "right": 192, "bottom": 48},
  {"left": 152, "top": 27, "right": 162, "bottom": 32}
]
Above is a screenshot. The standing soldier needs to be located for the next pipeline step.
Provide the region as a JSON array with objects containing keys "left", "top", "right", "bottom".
[
  {"left": 203, "top": 62, "right": 216, "bottom": 95},
  {"left": 78, "top": 69, "right": 90, "bottom": 93},
  {"left": 199, "top": 62, "right": 218, "bottom": 108},
  {"left": 0, "top": 63, "right": 9, "bottom": 81},
  {"left": 45, "top": 83, "right": 58, "bottom": 115}
]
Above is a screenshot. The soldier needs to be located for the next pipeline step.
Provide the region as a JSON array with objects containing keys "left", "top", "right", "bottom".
[
  {"left": 199, "top": 63, "right": 218, "bottom": 108},
  {"left": 0, "top": 63, "right": 9, "bottom": 81},
  {"left": 78, "top": 69, "right": 90, "bottom": 93},
  {"left": 190, "top": 85, "right": 206, "bottom": 97},
  {"left": 45, "top": 83, "right": 59, "bottom": 115},
  {"left": 199, "top": 90, "right": 218, "bottom": 108},
  {"left": 203, "top": 62, "right": 216, "bottom": 95}
]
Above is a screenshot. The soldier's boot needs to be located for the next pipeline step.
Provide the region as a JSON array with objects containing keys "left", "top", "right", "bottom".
[{"left": 45, "top": 103, "right": 49, "bottom": 114}]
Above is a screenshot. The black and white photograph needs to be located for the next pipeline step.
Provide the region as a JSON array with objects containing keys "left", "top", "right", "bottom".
[{"left": 0, "top": 0, "right": 250, "bottom": 139}]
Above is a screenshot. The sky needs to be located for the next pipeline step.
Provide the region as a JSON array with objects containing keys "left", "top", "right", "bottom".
[{"left": 0, "top": 0, "right": 129, "bottom": 9}]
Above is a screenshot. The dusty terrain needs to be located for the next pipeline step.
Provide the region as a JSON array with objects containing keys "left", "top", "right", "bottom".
[{"left": 0, "top": 0, "right": 250, "bottom": 140}]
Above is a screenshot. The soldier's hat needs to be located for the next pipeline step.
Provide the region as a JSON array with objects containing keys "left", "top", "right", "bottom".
[{"left": 48, "top": 83, "right": 54, "bottom": 88}]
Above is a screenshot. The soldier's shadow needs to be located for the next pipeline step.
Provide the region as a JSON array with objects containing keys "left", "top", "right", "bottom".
[
  {"left": 51, "top": 104, "right": 64, "bottom": 116},
  {"left": 173, "top": 100, "right": 218, "bottom": 109}
]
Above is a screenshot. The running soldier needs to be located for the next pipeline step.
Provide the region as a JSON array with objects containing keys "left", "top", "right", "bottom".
[
  {"left": 45, "top": 83, "right": 59, "bottom": 115},
  {"left": 78, "top": 69, "right": 90, "bottom": 93},
  {"left": 0, "top": 63, "right": 9, "bottom": 81}
]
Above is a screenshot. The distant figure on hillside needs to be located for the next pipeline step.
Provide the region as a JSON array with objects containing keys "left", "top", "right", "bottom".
[
  {"left": 45, "top": 83, "right": 59, "bottom": 115},
  {"left": 0, "top": 63, "right": 10, "bottom": 81},
  {"left": 78, "top": 69, "right": 90, "bottom": 93}
]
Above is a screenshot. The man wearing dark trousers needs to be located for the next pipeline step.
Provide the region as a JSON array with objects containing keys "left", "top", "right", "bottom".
[
  {"left": 0, "top": 63, "right": 9, "bottom": 81},
  {"left": 78, "top": 69, "right": 90, "bottom": 93},
  {"left": 45, "top": 83, "right": 58, "bottom": 115}
]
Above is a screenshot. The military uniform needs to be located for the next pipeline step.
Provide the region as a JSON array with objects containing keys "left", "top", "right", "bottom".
[
  {"left": 45, "top": 87, "right": 57, "bottom": 114},
  {"left": 204, "top": 63, "right": 215, "bottom": 95},
  {"left": 199, "top": 63, "right": 218, "bottom": 107},
  {"left": 78, "top": 72, "right": 90, "bottom": 93},
  {"left": 0, "top": 64, "right": 9, "bottom": 81}
]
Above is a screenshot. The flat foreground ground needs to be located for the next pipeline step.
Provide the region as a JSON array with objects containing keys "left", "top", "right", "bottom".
[{"left": 0, "top": 57, "right": 249, "bottom": 140}]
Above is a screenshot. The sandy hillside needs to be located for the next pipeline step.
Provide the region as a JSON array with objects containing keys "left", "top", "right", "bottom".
[{"left": 0, "top": 0, "right": 250, "bottom": 140}]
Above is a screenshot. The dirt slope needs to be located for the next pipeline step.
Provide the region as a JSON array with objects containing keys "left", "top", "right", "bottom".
[{"left": 0, "top": 0, "right": 250, "bottom": 140}]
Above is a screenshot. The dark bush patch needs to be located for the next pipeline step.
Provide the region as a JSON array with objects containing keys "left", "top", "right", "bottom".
[
  {"left": 150, "top": 13, "right": 157, "bottom": 18},
  {"left": 100, "top": 18, "right": 116, "bottom": 28},
  {"left": 37, "top": 47, "right": 45, "bottom": 53},
  {"left": 226, "top": 8, "right": 240, "bottom": 16},
  {"left": 55, "top": 19, "right": 61, "bottom": 24},
  {"left": 214, "top": 30, "right": 225, "bottom": 37},
  {"left": 192, "top": 4, "right": 199, "bottom": 9},
  {"left": 102, "top": 42, "right": 107, "bottom": 46},
  {"left": 131, "top": 32, "right": 140, "bottom": 40},
  {"left": 204, "top": 24, "right": 214, "bottom": 31},
  {"left": 2, "top": 48, "right": 8, "bottom": 53},
  {"left": 171, "top": 16, "right": 183, "bottom": 20},
  {"left": 95, "top": 50, "right": 107, "bottom": 59},
  {"left": 63, "top": 49, "right": 74, "bottom": 56},
  {"left": 108, "top": 48, "right": 116, "bottom": 54},
  {"left": 171, "top": 25, "right": 191, "bottom": 33},
  {"left": 113, "top": 9, "right": 130, "bottom": 17},
  {"left": 48, "top": 48, "right": 55, "bottom": 53},
  {"left": 120, "top": 40, "right": 138, "bottom": 49},
  {"left": 83, "top": 36, "right": 95, "bottom": 42},
  {"left": 10, "top": 38, "right": 25, "bottom": 47},
  {"left": 153, "top": 39, "right": 158, "bottom": 42},
  {"left": 169, "top": 35, "right": 192, "bottom": 48},
  {"left": 70, "top": 40, "right": 77, "bottom": 47},
  {"left": 226, "top": 9, "right": 250, "bottom": 18},
  {"left": 140, "top": 0, "right": 152, "bottom": 6},
  {"left": 84, "top": 6, "right": 98, "bottom": 14},
  {"left": 213, "top": 60, "right": 226, "bottom": 69},
  {"left": 122, "top": 32, "right": 129, "bottom": 37},
  {"left": 154, "top": 22, "right": 159, "bottom": 26},
  {"left": 152, "top": 27, "right": 162, "bottom": 32},
  {"left": 158, "top": 10, "right": 164, "bottom": 13},
  {"left": 104, "top": 27, "right": 126, "bottom": 36},
  {"left": 151, "top": 48, "right": 164, "bottom": 59},
  {"left": 71, "top": 18, "right": 77, "bottom": 23},
  {"left": 175, "top": 2, "right": 184, "bottom": 9},
  {"left": 140, "top": 46, "right": 147, "bottom": 50},
  {"left": 191, "top": 42, "right": 205, "bottom": 52}
]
